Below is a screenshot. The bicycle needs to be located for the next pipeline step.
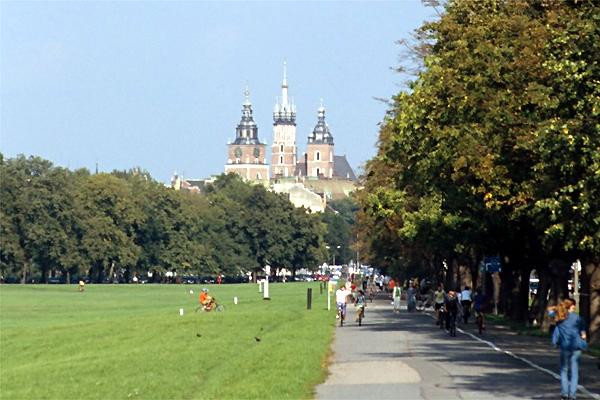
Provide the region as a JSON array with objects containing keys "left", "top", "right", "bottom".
[
  {"left": 356, "top": 305, "right": 365, "bottom": 326},
  {"left": 448, "top": 313, "right": 457, "bottom": 337},
  {"left": 195, "top": 299, "right": 224, "bottom": 313},
  {"left": 337, "top": 302, "right": 346, "bottom": 327},
  {"left": 438, "top": 306, "right": 447, "bottom": 329}
]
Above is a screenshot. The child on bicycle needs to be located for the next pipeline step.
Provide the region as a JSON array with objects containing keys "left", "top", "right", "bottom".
[{"left": 354, "top": 289, "right": 366, "bottom": 322}]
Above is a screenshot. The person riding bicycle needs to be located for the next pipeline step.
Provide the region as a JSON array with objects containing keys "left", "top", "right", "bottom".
[
  {"left": 335, "top": 285, "right": 351, "bottom": 320},
  {"left": 445, "top": 291, "right": 459, "bottom": 332},
  {"left": 473, "top": 288, "right": 486, "bottom": 331},
  {"left": 199, "top": 288, "right": 216, "bottom": 311},
  {"left": 460, "top": 286, "right": 473, "bottom": 324},
  {"left": 354, "top": 289, "right": 367, "bottom": 322}
]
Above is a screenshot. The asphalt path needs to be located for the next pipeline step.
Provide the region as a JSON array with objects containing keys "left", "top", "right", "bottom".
[{"left": 315, "top": 297, "right": 599, "bottom": 400}]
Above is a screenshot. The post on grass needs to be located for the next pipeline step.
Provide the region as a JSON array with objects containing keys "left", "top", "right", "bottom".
[
  {"left": 307, "top": 288, "right": 312, "bottom": 310},
  {"left": 320, "top": 281, "right": 323, "bottom": 295},
  {"left": 327, "top": 281, "right": 332, "bottom": 311},
  {"left": 263, "top": 265, "right": 270, "bottom": 300}
]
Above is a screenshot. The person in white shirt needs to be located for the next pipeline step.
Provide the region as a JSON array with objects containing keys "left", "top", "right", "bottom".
[
  {"left": 335, "top": 286, "right": 351, "bottom": 320},
  {"left": 460, "top": 286, "right": 472, "bottom": 324}
]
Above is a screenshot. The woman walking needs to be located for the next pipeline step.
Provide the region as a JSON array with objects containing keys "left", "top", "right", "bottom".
[{"left": 552, "top": 298, "right": 587, "bottom": 400}]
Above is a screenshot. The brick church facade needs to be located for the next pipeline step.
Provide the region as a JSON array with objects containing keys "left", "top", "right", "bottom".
[{"left": 224, "top": 62, "right": 356, "bottom": 188}]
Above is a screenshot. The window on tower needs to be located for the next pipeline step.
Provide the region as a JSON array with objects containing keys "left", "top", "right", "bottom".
[
  {"left": 280, "top": 156, "right": 283, "bottom": 164},
  {"left": 316, "top": 151, "right": 320, "bottom": 161},
  {"left": 280, "top": 144, "right": 284, "bottom": 152}
]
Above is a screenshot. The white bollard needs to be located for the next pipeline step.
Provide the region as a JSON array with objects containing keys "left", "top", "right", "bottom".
[
  {"left": 179, "top": 308, "right": 184, "bottom": 316},
  {"left": 263, "top": 278, "right": 270, "bottom": 299},
  {"left": 234, "top": 296, "right": 238, "bottom": 305},
  {"left": 258, "top": 280, "right": 263, "bottom": 293}
]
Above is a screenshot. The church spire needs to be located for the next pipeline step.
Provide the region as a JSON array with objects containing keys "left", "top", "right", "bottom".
[
  {"left": 234, "top": 85, "right": 259, "bottom": 145},
  {"left": 273, "top": 60, "right": 296, "bottom": 124},
  {"left": 244, "top": 84, "right": 251, "bottom": 106}
]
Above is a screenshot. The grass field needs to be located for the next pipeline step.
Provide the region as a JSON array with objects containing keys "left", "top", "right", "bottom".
[{"left": 0, "top": 282, "right": 336, "bottom": 399}]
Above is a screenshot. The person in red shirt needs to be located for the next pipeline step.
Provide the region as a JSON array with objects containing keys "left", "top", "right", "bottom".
[
  {"left": 197, "top": 288, "right": 214, "bottom": 311},
  {"left": 217, "top": 274, "right": 222, "bottom": 285}
]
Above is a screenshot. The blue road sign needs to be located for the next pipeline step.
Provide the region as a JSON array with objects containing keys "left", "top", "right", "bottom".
[{"left": 484, "top": 256, "right": 501, "bottom": 273}]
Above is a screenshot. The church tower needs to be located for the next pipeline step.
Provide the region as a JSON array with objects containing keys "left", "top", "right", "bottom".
[
  {"left": 306, "top": 101, "right": 334, "bottom": 178},
  {"left": 224, "top": 87, "right": 269, "bottom": 183},
  {"left": 271, "top": 61, "right": 297, "bottom": 179}
]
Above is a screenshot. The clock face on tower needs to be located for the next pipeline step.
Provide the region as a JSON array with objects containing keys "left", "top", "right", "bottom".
[
  {"left": 234, "top": 147, "right": 242, "bottom": 158},
  {"left": 253, "top": 147, "right": 260, "bottom": 158}
]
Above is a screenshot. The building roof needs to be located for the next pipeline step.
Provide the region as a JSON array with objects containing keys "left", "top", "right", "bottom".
[
  {"left": 233, "top": 87, "right": 262, "bottom": 145},
  {"left": 307, "top": 104, "right": 333, "bottom": 145},
  {"left": 333, "top": 155, "right": 356, "bottom": 181}
]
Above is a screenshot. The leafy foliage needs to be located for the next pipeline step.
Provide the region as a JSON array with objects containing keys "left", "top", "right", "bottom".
[{"left": 0, "top": 156, "right": 328, "bottom": 282}]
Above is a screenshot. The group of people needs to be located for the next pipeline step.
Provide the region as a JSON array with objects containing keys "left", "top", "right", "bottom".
[
  {"left": 431, "top": 285, "right": 485, "bottom": 331},
  {"left": 335, "top": 282, "right": 367, "bottom": 324}
]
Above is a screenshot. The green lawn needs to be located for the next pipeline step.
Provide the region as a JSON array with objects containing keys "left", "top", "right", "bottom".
[{"left": 0, "top": 283, "right": 335, "bottom": 399}]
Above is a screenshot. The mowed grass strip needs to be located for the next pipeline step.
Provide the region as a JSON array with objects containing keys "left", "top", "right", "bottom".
[{"left": 0, "top": 283, "right": 335, "bottom": 399}]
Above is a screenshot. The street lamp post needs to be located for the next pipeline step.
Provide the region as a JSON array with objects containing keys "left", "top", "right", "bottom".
[{"left": 326, "top": 245, "right": 341, "bottom": 266}]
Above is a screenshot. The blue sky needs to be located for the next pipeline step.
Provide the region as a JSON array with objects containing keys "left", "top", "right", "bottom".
[{"left": 1, "top": 1, "right": 435, "bottom": 184}]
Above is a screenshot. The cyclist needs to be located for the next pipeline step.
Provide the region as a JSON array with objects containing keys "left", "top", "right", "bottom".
[
  {"left": 434, "top": 284, "right": 445, "bottom": 325},
  {"left": 198, "top": 288, "right": 216, "bottom": 311},
  {"left": 335, "top": 285, "right": 351, "bottom": 321},
  {"left": 354, "top": 289, "right": 367, "bottom": 324},
  {"left": 473, "top": 288, "right": 486, "bottom": 333},
  {"left": 460, "top": 286, "right": 473, "bottom": 324},
  {"left": 445, "top": 291, "right": 459, "bottom": 335}
]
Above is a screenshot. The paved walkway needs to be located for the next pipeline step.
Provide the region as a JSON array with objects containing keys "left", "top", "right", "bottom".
[{"left": 315, "top": 296, "right": 600, "bottom": 400}]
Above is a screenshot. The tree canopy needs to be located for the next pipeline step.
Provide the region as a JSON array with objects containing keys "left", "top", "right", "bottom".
[{"left": 0, "top": 155, "right": 329, "bottom": 283}]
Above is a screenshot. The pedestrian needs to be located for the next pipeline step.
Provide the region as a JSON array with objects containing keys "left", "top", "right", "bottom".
[
  {"left": 434, "top": 284, "right": 445, "bottom": 325},
  {"left": 393, "top": 283, "right": 402, "bottom": 313},
  {"left": 406, "top": 283, "right": 416, "bottom": 312},
  {"left": 460, "top": 286, "right": 472, "bottom": 324},
  {"left": 552, "top": 298, "right": 587, "bottom": 400}
]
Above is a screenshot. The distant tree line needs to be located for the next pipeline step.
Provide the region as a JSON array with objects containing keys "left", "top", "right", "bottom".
[
  {"left": 0, "top": 154, "right": 343, "bottom": 284},
  {"left": 356, "top": 0, "right": 599, "bottom": 342}
]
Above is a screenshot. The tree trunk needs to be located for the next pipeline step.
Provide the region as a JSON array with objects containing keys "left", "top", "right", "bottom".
[
  {"left": 535, "top": 266, "right": 553, "bottom": 332},
  {"left": 581, "top": 259, "right": 600, "bottom": 345},
  {"left": 21, "top": 262, "right": 28, "bottom": 284},
  {"left": 514, "top": 266, "right": 532, "bottom": 322},
  {"left": 107, "top": 262, "right": 115, "bottom": 283},
  {"left": 42, "top": 265, "right": 49, "bottom": 284}
]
